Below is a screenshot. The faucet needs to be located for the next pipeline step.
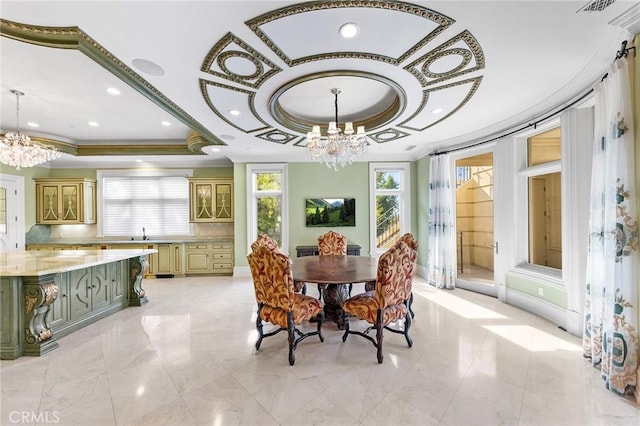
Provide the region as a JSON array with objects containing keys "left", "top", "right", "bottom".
[{"left": 142, "top": 227, "right": 148, "bottom": 240}]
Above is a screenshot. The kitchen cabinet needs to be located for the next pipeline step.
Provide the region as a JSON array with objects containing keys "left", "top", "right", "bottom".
[
  {"left": 34, "top": 178, "right": 96, "bottom": 224},
  {"left": 185, "top": 241, "right": 233, "bottom": 275},
  {"left": 155, "top": 243, "right": 184, "bottom": 276},
  {"left": 68, "top": 264, "right": 110, "bottom": 321},
  {"left": 188, "top": 178, "right": 234, "bottom": 222},
  {"left": 109, "top": 244, "right": 156, "bottom": 276}
]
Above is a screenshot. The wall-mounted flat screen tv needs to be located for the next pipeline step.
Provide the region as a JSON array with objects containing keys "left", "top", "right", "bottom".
[{"left": 305, "top": 198, "right": 355, "bottom": 227}]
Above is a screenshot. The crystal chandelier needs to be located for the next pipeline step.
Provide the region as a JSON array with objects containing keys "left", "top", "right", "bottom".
[
  {"left": 306, "top": 88, "right": 368, "bottom": 170},
  {"left": 0, "top": 90, "right": 61, "bottom": 170}
]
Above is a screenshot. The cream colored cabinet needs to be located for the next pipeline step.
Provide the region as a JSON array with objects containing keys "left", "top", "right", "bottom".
[
  {"left": 185, "top": 241, "right": 233, "bottom": 275},
  {"left": 34, "top": 178, "right": 96, "bottom": 224},
  {"left": 155, "top": 243, "right": 184, "bottom": 276},
  {"left": 188, "top": 178, "right": 233, "bottom": 223}
]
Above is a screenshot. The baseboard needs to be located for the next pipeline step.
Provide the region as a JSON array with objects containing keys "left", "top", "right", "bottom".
[
  {"left": 505, "top": 287, "right": 568, "bottom": 329},
  {"left": 234, "top": 266, "right": 251, "bottom": 277},
  {"left": 416, "top": 263, "right": 427, "bottom": 279}
]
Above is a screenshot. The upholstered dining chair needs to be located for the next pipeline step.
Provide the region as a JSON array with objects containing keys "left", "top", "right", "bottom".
[
  {"left": 341, "top": 240, "right": 417, "bottom": 363},
  {"left": 317, "top": 230, "right": 348, "bottom": 298},
  {"left": 251, "top": 235, "right": 305, "bottom": 293},
  {"left": 247, "top": 244, "right": 324, "bottom": 365},
  {"left": 398, "top": 233, "right": 418, "bottom": 319}
]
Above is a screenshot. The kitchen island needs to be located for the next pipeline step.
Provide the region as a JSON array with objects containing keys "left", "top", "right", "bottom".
[{"left": 0, "top": 249, "right": 156, "bottom": 359}]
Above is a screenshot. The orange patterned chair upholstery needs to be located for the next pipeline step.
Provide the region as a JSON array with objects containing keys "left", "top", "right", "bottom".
[
  {"left": 317, "top": 230, "right": 348, "bottom": 298},
  {"left": 318, "top": 230, "right": 348, "bottom": 256},
  {"left": 341, "top": 240, "right": 416, "bottom": 363},
  {"left": 250, "top": 234, "right": 280, "bottom": 253},
  {"left": 247, "top": 244, "right": 324, "bottom": 365},
  {"left": 398, "top": 233, "right": 418, "bottom": 319},
  {"left": 251, "top": 235, "right": 305, "bottom": 293}
]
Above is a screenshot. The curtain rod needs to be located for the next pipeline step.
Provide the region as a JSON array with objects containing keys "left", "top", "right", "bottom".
[{"left": 429, "top": 40, "right": 634, "bottom": 157}]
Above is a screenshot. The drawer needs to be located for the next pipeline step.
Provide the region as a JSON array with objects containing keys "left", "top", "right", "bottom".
[
  {"left": 212, "top": 263, "right": 232, "bottom": 270},
  {"left": 212, "top": 253, "right": 232, "bottom": 260},
  {"left": 187, "top": 244, "right": 208, "bottom": 250},
  {"left": 211, "top": 243, "right": 232, "bottom": 250}
]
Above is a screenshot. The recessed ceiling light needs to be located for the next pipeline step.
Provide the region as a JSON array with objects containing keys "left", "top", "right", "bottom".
[
  {"left": 161, "top": 121, "right": 171, "bottom": 126},
  {"left": 26, "top": 122, "right": 39, "bottom": 128},
  {"left": 106, "top": 87, "right": 121, "bottom": 95},
  {"left": 339, "top": 23, "right": 359, "bottom": 39},
  {"left": 431, "top": 108, "right": 444, "bottom": 114},
  {"left": 229, "top": 110, "right": 240, "bottom": 116},
  {"left": 220, "top": 134, "right": 235, "bottom": 140},
  {"left": 132, "top": 58, "right": 165, "bottom": 76},
  {"left": 135, "top": 159, "right": 144, "bottom": 163},
  {"left": 88, "top": 121, "right": 99, "bottom": 127},
  {"left": 209, "top": 147, "right": 221, "bottom": 153}
]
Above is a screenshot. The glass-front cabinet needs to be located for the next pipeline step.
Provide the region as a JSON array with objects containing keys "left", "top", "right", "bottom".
[
  {"left": 188, "top": 178, "right": 234, "bottom": 222},
  {"left": 34, "top": 178, "right": 96, "bottom": 224}
]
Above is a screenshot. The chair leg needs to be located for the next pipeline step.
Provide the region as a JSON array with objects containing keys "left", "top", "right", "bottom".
[
  {"left": 255, "top": 306, "right": 264, "bottom": 350},
  {"left": 341, "top": 310, "right": 350, "bottom": 342},
  {"left": 409, "top": 292, "right": 415, "bottom": 319},
  {"left": 348, "top": 283, "right": 353, "bottom": 297},
  {"left": 404, "top": 307, "right": 413, "bottom": 348},
  {"left": 317, "top": 283, "right": 323, "bottom": 299},
  {"left": 287, "top": 312, "right": 296, "bottom": 366},
  {"left": 375, "top": 310, "right": 384, "bottom": 364},
  {"left": 317, "top": 311, "right": 325, "bottom": 342}
]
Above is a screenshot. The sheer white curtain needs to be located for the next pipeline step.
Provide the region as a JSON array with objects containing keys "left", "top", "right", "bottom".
[
  {"left": 427, "top": 154, "right": 456, "bottom": 289},
  {"left": 583, "top": 56, "right": 638, "bottom": 396}
]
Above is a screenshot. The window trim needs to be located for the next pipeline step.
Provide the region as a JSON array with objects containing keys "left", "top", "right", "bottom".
[
  {"left": 369, "top": 162, "right": 411, "bottom": 257},
  {"left": 96, "top": 169, "right": 193, "bottom": 237},
  {"left": 512, "top": 119, "right": 564, "bottom": 278},
  {"left": 246, "top": 163, "right": 288, "bottom": 254}
]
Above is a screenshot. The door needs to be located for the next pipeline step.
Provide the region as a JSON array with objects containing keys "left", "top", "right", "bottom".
[
  {"left": 0, "top": 174, "right": 25, "bottom": 252},
  {"left": 453, "top": 151, "right": 498, "bottom": 297}
]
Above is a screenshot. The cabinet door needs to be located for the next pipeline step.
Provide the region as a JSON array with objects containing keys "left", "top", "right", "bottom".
[
  {"left": 156, "top": 244, "right": 172, "bottom": 274},
  {"left": 92, "top": 264, "right": 110, "bottom": 311},
  {"left": 214, "top": 182, "right": 233, "bottom": 221},
  {"left": 111, "top": 261, "right": 127, "bottom": 305},
  {"left": 60, "top": 184, "right": 80, "bottom": 222},
  {"left": 40, "top": 184, "right": 60, "bottom": 222},
  {"left": 186, "top": 252, "right": 209, "bottom": 273},
  {"left": 172, "top": 244, "right": 184, "bottom": 274},
  {"left": 47, "top": 273, "right": 68, "bottom": 331},
  {"left": 68, "top": 269, "right": 92, "bottom": 320},
  {"left": 191, "top": 182, "right": 214, "bottom": 221}
]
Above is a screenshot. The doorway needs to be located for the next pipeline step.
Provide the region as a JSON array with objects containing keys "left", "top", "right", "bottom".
[
  {"left": 0, "top": 174, "right": 25, "bottom": 252},
  {"left": 454, "top": 152, "right": 496, "bottom": 296}
]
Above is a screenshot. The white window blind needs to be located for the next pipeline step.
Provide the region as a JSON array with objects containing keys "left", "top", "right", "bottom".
[{"left": 101, "top": 176, "right": 190, "bottom": 237}]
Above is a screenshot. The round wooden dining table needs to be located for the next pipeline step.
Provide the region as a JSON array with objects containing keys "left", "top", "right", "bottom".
[{"left": 291, "top": 255, "right": 378, "bottom": 329}]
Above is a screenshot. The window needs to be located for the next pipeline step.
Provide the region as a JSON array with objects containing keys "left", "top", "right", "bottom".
[
  {"left": 247, "top": 164, "right": 288, "bottom": 252},
  {"left": 369, "top": 163, "right": 411, "bottom": 256},
  {"left": 524, "top": 127, "right": 562, "bottom": 269},
  {"left": 98, "top": 170, "right": 191, "bottom": 237}
]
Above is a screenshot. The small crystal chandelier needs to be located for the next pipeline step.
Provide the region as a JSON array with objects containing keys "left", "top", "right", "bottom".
[
  {"left": 0, "top": 90, "right": 61, "bottom": 170},
  {"left": 306, "top": 88, "right": 368, "bottom": 170}
]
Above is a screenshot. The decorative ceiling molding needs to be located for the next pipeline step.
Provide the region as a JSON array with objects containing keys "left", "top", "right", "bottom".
[
  {"left": 74, "top": 144, "right": 196, "bottom": 156},
  {"left": 404, "top": 30, "right": 485, "bottom": 88},
  {"left": 268, "top": 70, "right": 406, "bottom": 134},
  {"left": 245, "top": 0, "right": 454, "bottom": 66},
  {"left": 398, "top": 76, "right": 483, "bottom": 131},
  {"left": 200, "top": 32, "right": 282, "bottom": 89},
  {"left": 368, "top": 128, "right": 411, "bottom": 144},
  {"left": 0, "top": 18, "right": 224, "bottom": 152},
  {"left": 254, "top": 128, "right": 298, "bottom": 144},
  {"left": 199, "top": 79, "right": 270, "bottom": 133}
]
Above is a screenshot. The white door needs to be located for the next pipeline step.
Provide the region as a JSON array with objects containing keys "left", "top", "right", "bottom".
[{"left": 0, "top": 174, "right": 25, "bottom": 252}]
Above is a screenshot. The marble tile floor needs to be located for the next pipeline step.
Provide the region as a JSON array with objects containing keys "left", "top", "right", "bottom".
[{"left": 1, "top": 275, "right": 639, "bottom": 426}]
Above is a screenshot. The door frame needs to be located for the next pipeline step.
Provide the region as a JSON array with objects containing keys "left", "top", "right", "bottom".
[
  {"left": 0, "top": 173, "right": 25, "bottom": 252},
  {"left": 448, "top": 143, "right": 506, "bottom": 300}
]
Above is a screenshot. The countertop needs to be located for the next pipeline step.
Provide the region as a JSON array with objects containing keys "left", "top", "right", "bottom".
[
  {"left": 0, "top": 249, "right": 157, "bottom": 277},
  {"left": 27, "top": 237, "right": 234, "bottom": 245}
]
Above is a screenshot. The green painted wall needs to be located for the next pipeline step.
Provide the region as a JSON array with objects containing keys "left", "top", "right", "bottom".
[
  {"left": 505, "top": 273, "right": 568, "bottom": 308},
  {"left": 233, "top": 163, "right": 248, "bottom": 266},
  {"left": 415, "top": 156, "right": 430, "bottom": 270},
  {"left": 288, "top": 162, "right": 370, "bottom": 254}
]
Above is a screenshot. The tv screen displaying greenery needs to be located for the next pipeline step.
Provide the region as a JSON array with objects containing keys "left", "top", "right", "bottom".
[{"left": 305, "top": 198, "right": 355, "bottom": 227}]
